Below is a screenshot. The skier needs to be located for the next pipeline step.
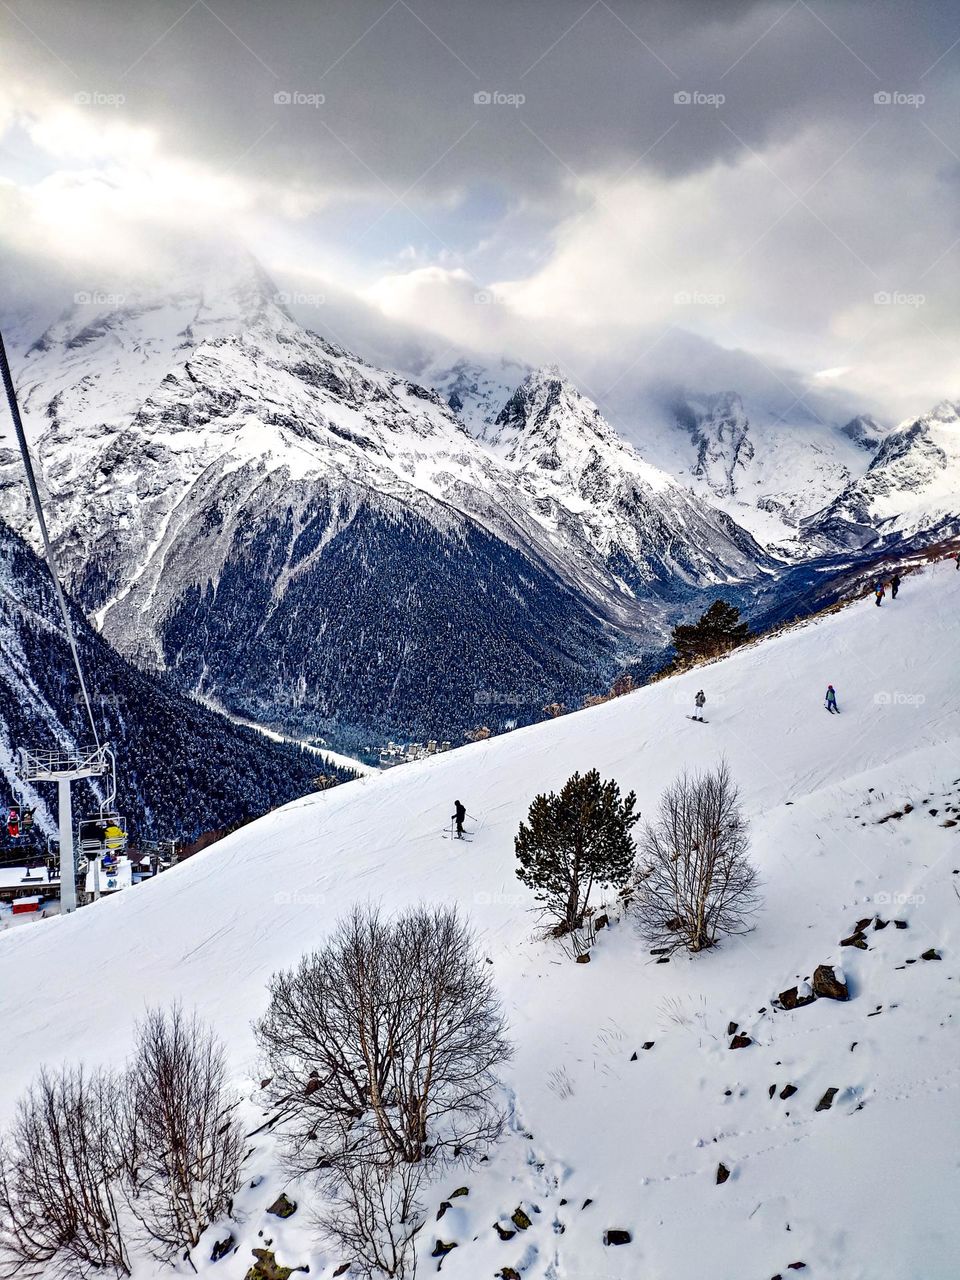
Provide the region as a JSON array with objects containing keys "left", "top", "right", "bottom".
[
  {"left": 890, "top": 573, "right": 901, "bottom": 600},
  {"left": 6, "top": 806, "right": 20, "bottom": 839},
  {"left": 451, "top": 800, "right": 467, "bottom": 840},
  {"left": 874, "top": 581, "right": 885, "bottom": 607},
  {"left": 693, "top": 689, "right": 706, "bottom": 722},
  {"left": 825, "top": 684, "right": 839, "bottom": 714}
]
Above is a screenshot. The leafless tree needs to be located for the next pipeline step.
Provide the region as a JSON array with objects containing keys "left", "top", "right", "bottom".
[
  {"left": 123, "top": 1005, "right": 244, "bottom": 1264},
  {"left": 634, "top": 761, "right": 759, "bottom": 952},
  {"left": 317, "top": 1152, "right": 425, "bottom": 1279},
  {"left": 257, "top": 904, "right": 509, "bottom": 1276},
  {"left": 0, "top": 1065, "right": 130, "bottom": 1279},
  {"left": 256, "top": 904, "right": 511, "bottom": 1180}
]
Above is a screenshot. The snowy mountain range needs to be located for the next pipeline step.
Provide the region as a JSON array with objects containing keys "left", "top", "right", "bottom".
[
  {"left": 0, "top": 254, "right": 956, "bottom": 754},
  {"left": 0, "top": 517, "right": 348, "bottom": 845}
]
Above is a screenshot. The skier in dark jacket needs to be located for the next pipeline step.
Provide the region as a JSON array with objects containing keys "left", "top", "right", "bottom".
[
  {"left": 891, "top": 574, "right": 901, "bottom": 599},
  {"left": 825, "top": 684, "right": 839, "bottom": 714},
  {"left": 452, "top": 800, "right": 467, "bottom": 840}
]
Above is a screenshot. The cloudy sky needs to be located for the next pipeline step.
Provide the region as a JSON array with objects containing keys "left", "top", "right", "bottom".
[{"left": 2, "top": 0, "right": 960, "bottom": 422}]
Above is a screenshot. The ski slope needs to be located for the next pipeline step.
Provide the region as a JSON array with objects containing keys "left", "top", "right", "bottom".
[{"left": 2, "top": 560, "right": 959, "bottom": 1280}]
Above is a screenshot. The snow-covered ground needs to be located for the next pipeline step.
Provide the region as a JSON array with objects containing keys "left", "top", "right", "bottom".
[{"left": 1, "top": 559, "right": 959, "bottom": 1279}]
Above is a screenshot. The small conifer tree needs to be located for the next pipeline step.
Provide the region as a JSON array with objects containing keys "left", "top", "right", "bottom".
[{"left": 514, "top": 770, "right": 639, "bottom": 934}]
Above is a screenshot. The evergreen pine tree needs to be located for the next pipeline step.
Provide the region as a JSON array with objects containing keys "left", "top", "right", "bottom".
[
  {"left": 671, "top": 600, "right": 750, "bottom": 664},
  {"left": 514, "top": 770, "right": 639, "bottom": 934}
]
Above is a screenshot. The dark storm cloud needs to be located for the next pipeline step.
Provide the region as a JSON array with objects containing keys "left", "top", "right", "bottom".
[
  {"left": 4, "top": 0, "right": 960, "bottom": 415},
  {"left": 7, "top": 0, "right": 958, "bottom": 204}
]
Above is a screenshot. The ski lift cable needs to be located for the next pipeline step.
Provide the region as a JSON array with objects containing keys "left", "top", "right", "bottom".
[{"left": 0, "top": 328, "right": 102, "bottom": 751}]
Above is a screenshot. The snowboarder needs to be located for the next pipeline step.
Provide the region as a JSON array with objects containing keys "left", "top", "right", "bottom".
[
  {"left": 825, "top": 684, "right": 839, "bottom": 714},
  {"left": 874, "top": 581, "right": 885, "bottom": 607},
  {"left": 693, "top": 690, "right": 706, "bottom": 721},
  {"left": 890, "top": 574, "right": 901, "bottom": 600},
  {"left": 452, "top": 800, "right": 467, "bottom": 840}
]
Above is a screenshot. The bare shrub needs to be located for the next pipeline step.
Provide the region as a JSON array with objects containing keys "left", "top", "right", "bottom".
[
  {"left": 123, "top": 1006, "right": 243, "bottom": 1263},
  {"left": 0, "top": 1065, "right": 130, "bottom": 1279},
  {"left": 318, "top": 1155, "right": 425, "bottom": 1279},
  {"left": 635, "top": 761, "right": 759, "bottom": 952},
  {"left": 256, "top": 904, "right": 511, "bottom": 1178}
]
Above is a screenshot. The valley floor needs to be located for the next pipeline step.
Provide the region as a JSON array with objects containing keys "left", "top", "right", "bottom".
[{"left": 1, "top": 560, "right": 958, "bottom": 1279}]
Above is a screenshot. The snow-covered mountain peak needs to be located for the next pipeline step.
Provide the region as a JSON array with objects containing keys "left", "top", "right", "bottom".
[
  {"left": 840, "top": 413, "right": 885, "bottom": 451},
  {"left": 921, "top": 398, "right": 960, "bottom": 429}
]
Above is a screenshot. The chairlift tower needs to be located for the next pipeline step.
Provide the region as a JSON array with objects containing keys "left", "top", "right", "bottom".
[{"left": 17, "top": 745, "right": 113, "bottom": 914}]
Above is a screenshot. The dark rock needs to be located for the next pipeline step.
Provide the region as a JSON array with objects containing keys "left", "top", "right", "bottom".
[
  {"left": 437, "top": 1201, "right": 451, "bottom": 1220},
  {"left": 450, "top": 1186, "right": 468, "bottom": 1198},
  {"left": 595, "top": 913, "right": 609, "bottom": 930},
  {"left": 855, "top": 917, "right": 872, "bottom": 932},
  {"left": 630, "top": 1051, "right": 638, "bottom": 1061},
  {"left": 211, "top": 1234, "right": 234, "bottom": 1263},
  {"left": 266, "top": 1193, "right": 297, "bottom": 1219},
  {"left": 768, "top": 1084, "right": 776, "bottom": 1098},
  {"left": 788, "top": 1265, "right": 807, "bottom": 1272},
  {"left": 582, "top": 1198, "right": 593, "bottom": 1209},
  {"left": 656, "top": 956, "right": 670, "bottom": 964},
  {"left": 894, "top": 920, "right": 908, "bottom": 929},
  {"left": 244, "top": 1249, "right": 307, "bottom": 1280},
  {"left": 643, "top": 1041, "right": 655, "bottom": 1050},
  {"left": 815, "top": 1087, "right": 839, "bottom": 1112},
  {"left": 728, "top": 1021, "right": 739, "bottom": 1035},
  {"left": 716, "top": 1163, "right": 730, "bottom": 1184},
  {"left": 259, "top": 1077, "right": 272, "bottom": 1089},
  {"left": 511, "top": 1207, "right": 532, "bottom": 1231},
  {"left": 431, "top": 1240, "right": 457, "bottom": 1258},
  {"left": 730, "top": 1034, "right": 753, "bottom": 1049},
  {"left": 333, "top": 1267, "right": 350, "bottom": 1278},
  {"left": 604, "top": 1229, "right": 632, "bottom": 1245},
  {"left": 921, "top": 948, "right": 942, "bottom": 961},
  {"left": 841, "top": 933, "right": 868, "bottom": 949},
  {"left": 575, "top": 953, "right": 591, "bottom": 964},
  {"left": 778, "top": 985, "right": 816, "bottom": 1009},
  {"left": 874, "top": 917, "right": 888, "bottom": 930},
  {"left": 500, "top": 1269, "right": 522, "bottom": 1280},
  {"left": 650, "top": 946, "right": 671, "bottom": 955},
  {"left": 493, "top": 1222, "right": 515, "bottom": 1241},
  {"left": 780, "top": 1084, "right": 798, "bottom": 1100},
  {"left": 812, "top": 964, "right": 849, "bottom": 1001}
]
